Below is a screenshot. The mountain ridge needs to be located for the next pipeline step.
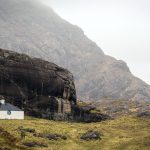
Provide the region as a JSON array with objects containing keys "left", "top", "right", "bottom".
[{"left": 0, "top": 0, "right": 150, "bottom": 101}]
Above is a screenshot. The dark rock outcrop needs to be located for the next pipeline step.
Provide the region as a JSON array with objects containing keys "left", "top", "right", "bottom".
[
  {"left": 80, "top": 131, "right": 101, "bottom": 140},
  {"left": 0, "top": 48, "right": 109, "bottom": 122},
  {"left": 137, "top": 111, "right": 150, "bottom": 119},
  {"left": 72, "top": 105, "right": 111, "bottom": 123},
  {"left": 18, "top": 127, "right": 36, "bottom": 133},
  {"left": 33, "top": 133, "right": 67, "bottom": 140},
  {"left": 0, "top": 48, "right": 76, "bottom": 117},
  {"left": 23, "top": 142, "right": 48, "bottom": 148}
]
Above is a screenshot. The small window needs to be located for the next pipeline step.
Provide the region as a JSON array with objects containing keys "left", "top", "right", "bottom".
[{"left": 7, "top": 110, "right": 11, "bottom": 115}]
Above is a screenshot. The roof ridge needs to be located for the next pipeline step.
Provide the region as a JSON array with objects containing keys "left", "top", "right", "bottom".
[{"left": 0, "top": 102, "right": 23, "bottom": 111}]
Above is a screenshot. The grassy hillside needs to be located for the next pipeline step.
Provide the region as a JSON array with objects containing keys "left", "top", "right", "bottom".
[{"left": 0, "top": 116, "right": 150, "bottom": 150}]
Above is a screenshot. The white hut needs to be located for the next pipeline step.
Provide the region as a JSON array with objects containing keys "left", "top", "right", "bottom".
[{"left": 0, "top": 99, "right": 24, "bottom": 119}]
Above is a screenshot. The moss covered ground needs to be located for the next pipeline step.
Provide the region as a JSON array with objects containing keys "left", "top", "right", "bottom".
[{"left": 0, "top": 116, "right": 150, "bottom": 150}]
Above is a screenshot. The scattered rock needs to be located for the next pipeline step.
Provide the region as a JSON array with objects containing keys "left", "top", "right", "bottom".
[
  {"left": 137, "top": 111, "right": 150, "bottom": 118},
  {"left": 23, "top": 142, "right": 48, "bottom": 148},
  {"left": 81, "top": 105, "right": 96, "bottom": 112},
  {"left": 80, "top": 131, "right": 101, "bottom": 140},
  {"left": 33, "top": 133, "right": 67, "bottom": 140},
  {"left": 83, "top": 113, "right": 111, "bottom": 123},
  {"left": 18, "top": 126, "right": 36, "bottom": 133}
]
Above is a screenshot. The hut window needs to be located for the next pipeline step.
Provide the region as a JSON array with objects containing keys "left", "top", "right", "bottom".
[{"left": 7, "top": 110, "right": 11, "bottom": 115}]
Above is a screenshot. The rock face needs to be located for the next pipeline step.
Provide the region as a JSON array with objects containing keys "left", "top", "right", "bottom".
[
  {"left": 0, "top": 48, "right": 76, "bottom": 118},
  {"left": 0, "top": 48, "right": 109, "bottom": 122},
  {"left": 0, "top": 0, "right": 150, "bottom": 101}
]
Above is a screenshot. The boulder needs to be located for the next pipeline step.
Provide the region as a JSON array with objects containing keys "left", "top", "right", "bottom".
[
  {"left": 137, "top": 111, "right": 150, "bottom": 118},
  {"left": 18, "top": 127, "right": 35, "bottom": 133},
  {"left": 80, "top": 131, "right": 101, "bottom": 140},
  {"left": 23, "top": 142, "right": 48, "bottom": 148},
  {"left": 33, "top": 133, "right": 67, "bottom": 140}
]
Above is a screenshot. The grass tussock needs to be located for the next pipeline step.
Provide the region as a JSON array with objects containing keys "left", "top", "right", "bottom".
[{"left": 0, "top": 116, "right": 150, "bottom": 150}]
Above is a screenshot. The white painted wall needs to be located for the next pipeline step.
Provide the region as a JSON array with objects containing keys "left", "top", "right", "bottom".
[{"left": 0, "top": 111, "right": 24, "bottom": 119}]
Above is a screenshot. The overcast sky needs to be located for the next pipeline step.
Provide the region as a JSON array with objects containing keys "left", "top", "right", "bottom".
[{"left": 42, "top": 0, "right": 150, "bottom": 85}]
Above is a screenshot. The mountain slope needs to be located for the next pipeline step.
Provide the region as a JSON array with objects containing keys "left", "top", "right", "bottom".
[{"left": 0, "top": 0, "right": 150, "bottom": 101}]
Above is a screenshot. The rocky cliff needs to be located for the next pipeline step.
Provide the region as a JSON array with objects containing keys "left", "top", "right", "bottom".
[
  {"left": 0, "top": 48, "right": 109, "bottom": 122},
  {"left": 0, "top": 48, "right": 76, "bottom": 118},
  {"left": 0, "top": 0, "right": 150, "bottom": 101}
]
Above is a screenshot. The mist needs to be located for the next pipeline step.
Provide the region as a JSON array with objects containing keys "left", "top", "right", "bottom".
[{"left": 42, "top": 0, "right": 150, "bottom": 84}]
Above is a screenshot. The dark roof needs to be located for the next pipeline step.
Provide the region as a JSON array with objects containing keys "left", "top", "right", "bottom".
[{"left": 0, "top": 103, "right": 22, "bottom": 111}]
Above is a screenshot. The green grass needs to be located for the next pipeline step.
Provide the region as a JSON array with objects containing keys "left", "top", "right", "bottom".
[{"left": 0, "top": 116, "right": 150, "bottom": 150}]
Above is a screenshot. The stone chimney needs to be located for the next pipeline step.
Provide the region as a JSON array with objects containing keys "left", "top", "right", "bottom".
[{"left": 0, "top": 99, "right": 5, "bottom": 104}]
